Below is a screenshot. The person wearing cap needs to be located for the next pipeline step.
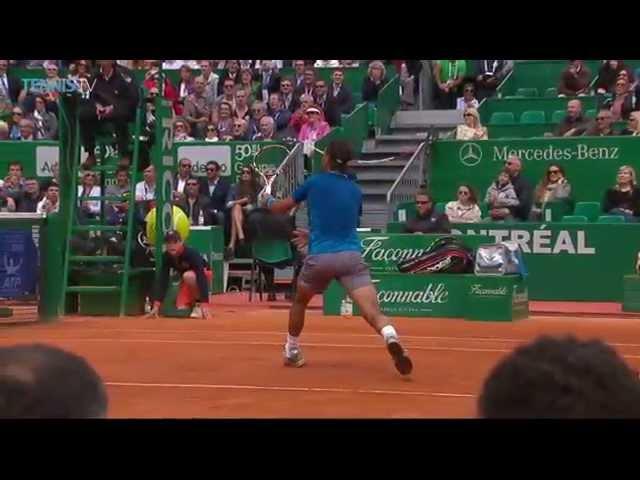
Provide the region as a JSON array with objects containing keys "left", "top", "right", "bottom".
[
  {"left": 298, "top": 106, "right": 330, "bottom": 143},
  {"left": 147, "top": 230, "right": 214, "bottom": 320}
]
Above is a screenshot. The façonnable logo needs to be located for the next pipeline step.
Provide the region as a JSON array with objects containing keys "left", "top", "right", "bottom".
[{"left": 459, "top": 142, "right": 483, "bottom": 167}]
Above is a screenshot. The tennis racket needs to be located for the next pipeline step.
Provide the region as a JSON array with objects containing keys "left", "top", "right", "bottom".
[{"left": 250, "top": 143, "right": 294, "bottom": 196}]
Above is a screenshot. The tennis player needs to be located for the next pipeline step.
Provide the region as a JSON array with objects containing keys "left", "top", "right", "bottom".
[{"left": 261, "top": 140, "right": 413, "bottom": 375}]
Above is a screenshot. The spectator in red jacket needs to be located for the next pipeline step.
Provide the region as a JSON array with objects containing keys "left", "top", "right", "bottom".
[{"left": 289, "top": 94, "right": 321, "bottom": 134}]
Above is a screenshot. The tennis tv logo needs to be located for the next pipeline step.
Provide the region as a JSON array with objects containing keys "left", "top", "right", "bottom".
[{"left": 459, "top": 143, "right": 483, "bottom": 167}]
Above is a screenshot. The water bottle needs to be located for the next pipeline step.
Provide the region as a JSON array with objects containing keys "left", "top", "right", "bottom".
[
  {"left": 144, "top": 296, "right": 152, "bottom": 314},
  {"left": 340, "top": 296, "right": 353, "bottom": 317},
  {"left": 198, "top": 210, "right": 204, "bottom": 226}
]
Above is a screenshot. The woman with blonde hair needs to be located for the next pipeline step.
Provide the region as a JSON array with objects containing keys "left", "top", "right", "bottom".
[
  {"left": 455, "top": 107, "right": 488, "bottom": 140},
  {"left": 362, "top": 61, "right": 387, "bottom": 102},
  {"left": 603, "top": 165, "right": 640, "bottom": 221}
]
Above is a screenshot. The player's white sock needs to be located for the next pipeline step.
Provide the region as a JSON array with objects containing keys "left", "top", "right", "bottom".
[
  {"left": 380, "top": 325, "right": 398, "bottom": 343},
  {"left": 286, "top": 334, "right": 299, "bottom": 354}
]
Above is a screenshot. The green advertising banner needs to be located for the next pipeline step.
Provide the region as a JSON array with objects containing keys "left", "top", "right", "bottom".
[
  {"left": 324, "top": 273, "right": 527, "bottom": 321},
  {"left": 0, "top": 141, "right": 59, "bottom": 179},
  {"left": 431, "top": 136, "right": 640, "bottom": 204},
  {"left": 449, "top": 222, "right": 640, "bottom": 302}
]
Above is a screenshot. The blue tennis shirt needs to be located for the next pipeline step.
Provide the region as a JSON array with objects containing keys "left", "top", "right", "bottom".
[{"left": 293, "top": 172, "right": 362, "bottom": 255}]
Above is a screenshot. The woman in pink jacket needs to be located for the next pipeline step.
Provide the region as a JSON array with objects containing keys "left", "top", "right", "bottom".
[{"left": 297, "top": 107, "right": 331, "bottom": 143}]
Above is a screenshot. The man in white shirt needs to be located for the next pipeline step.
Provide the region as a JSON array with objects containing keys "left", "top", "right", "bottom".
[
  {"left": 135, "top": 165, "right": 156, "bottom": 202},
  {"left": 173, "top": 158, "right": 194, "bottom": 200},
  {"left": 36, "top": 184, "right": 60, "bottom": 214}
]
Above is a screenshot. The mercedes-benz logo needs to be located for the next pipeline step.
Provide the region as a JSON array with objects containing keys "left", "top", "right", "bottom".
[{"left": 459, "top": 142, "right": 483, "bottom": 167}]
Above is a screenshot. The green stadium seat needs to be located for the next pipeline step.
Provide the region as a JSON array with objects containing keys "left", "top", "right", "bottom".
[
  {"left": 545, "top": 87, "right": 558, "bottom": 97},
  {"left": 394, "top": 201, "right": 416, "bottom": 223},
  {"left": 489, "top": 112, "right": 516, "bottom": 125},
  {"left": 597, "top": 215, "right": 626, "bottom": 223},
  {"left": 586, "top": 109, "right": 597, "bottom": 119},
  {"left": 516, "top": 88, "right": 538, "bottom": 98},
  {"left": 520, "top": 110, "right": 546, "bottom": 124},
  {"left": 561, "top": 215, "right": 589, "bottom": 223},
  {"left": 573, "top": 202, "right": 602, "bottom": 222},
  {"left": 551, "top": 110, "right": 566, "bottom": 124},
  {"left": 503, "top": 96, "right": 525, "bottom": 100},
  {"left": 435, "top": 202, "right": 446, "bottom": 215},
  {"left": 386, "top": 222, "right": 405, "bottom": 233}
]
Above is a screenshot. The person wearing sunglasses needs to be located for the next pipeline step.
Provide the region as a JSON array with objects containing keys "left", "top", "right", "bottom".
[
  {"left": 173, "top": 157, "right": 195, "bottom": 201},
  {"left": 456, "top": 83, "right": 479, "bottom": 111},
  {"left": 455, "top": 107, "right": 488, "bottom": 140},
  {"left": 403, "top": 190, "right": 451, "bottom": 234},
  {"left": 173, "top": 119, "right": 195, "bottom": 142},
  {"left": 529, "top": 164, "right": 572, "bottom": 221},
  {"left": 175, "top": 178, "right": 212, "bottom": 226},
  {"left": 445, "top": 184, "right": 481, "bottom": 224},
  {"left": 200, "top": 161, "right": 230, "bottom": 228},
  {"left": 204, "top": 123, "right": 219, "bottom": 142},
  {"left": 583, "top": 109, "right": 617, "bottom": 136},
  {"left": 595, "top": 60, "right": 633, "bottom": 95},
  {"left": 8, "top": 107, "right": 24, "bottom": 139},
  {"left": 604, "top": 75, "right": 635, "bottom": 121}
]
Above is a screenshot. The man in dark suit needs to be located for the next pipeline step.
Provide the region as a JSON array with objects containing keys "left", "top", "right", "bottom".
[
  {"left": 292, "top": 60, "right": 306, "bottom": 89},
  {"left": 258, "top": 61, "right": 281, "bottom": 101},
  {"left": 176, "top": 178, "right": 212, "bottom": 226},
  {"left": 0, "top": 59, "right": 25, "bottom": 108},
  {"left": 279, "top": 78, "right": 298, "bottom": 113},
  {"left": 326, "top": 69, "right": 354, "bottom": 126},
  {"left": 294, "top": 67, "right": 316, "bottom": 102},
  {"left": 173, "top": 157, "right": 196, "bottom": 201},
  {"left": 199, "top": 160, "right": 231, "bottom": 227}
]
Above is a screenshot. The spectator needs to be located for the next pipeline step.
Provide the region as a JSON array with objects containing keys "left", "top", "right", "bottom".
[
  {"left": 432, "top": 60, "right": 467, "bottom": 109},
  {"left": 0, "top": 343, "right": 108, "bottom": 419},
  {"left": 239, "top": 68, "right": 260, "bottom": 104},
  {"left": 298, "top": 107, "right": 331, "bottom": 151},
  {"left": 143, "top": 62, "right": 180, "bottom": 115},
  {"left": 558, "top": 60, "right": 591, "bottom": 97},
  {"left": 294, "top": 67, "right": 316, "bottom": 101},
  {"left": 8, "top": 107, "right": 24, "bottom": 140},
  {"left": 176, "top": 178, "right": 212, "bottom": 226},
  {"left": 215, "top": 79, "right": 237, "bottom": 110},
  {"left": 14, "top": 177, "right": 41, "bottom": 213},
  {"left": 223, "top": 118, "right": 249, "bottom": 141},
  {"left": 4, "top": 161, "right": 24, "bottom": 193},
  {"left": 258, "top": 61, "right": 281, "bottom": 102},
  {"left": 313, "top": 79, "right": 329, "bottom": 113},
  {"left": 173, "top": 118, "right": 195, "bottom": 142},
  {"left": 204, "top": 123, "right": 219, "bottom": 142},
  {"left": 473, "top": 59, "right": 511, "bottom": 101},
  {"left": 289, "top": 94, "right": 319, "bottom": 134},
  {"left": 485, "top": 170, "right": 520, "bottom": 221},
  {"left": 456, "top": 83, "right": 479, "bottom": 111},
  {"left": 17, "top": 119, "right": 36, "bottom": 141},
  {"left": 403, "top": 190, "right": 451, "bottom": 234},
  {"left": 583, "top": 109, "right": 617, "bottom": 136},
  {"left": 198, "top": 60, "right": 219, "bottom": 104},
  {"left": 477, "top": 335, "right": 640, "bottom": 418},
  {"left": 279, "top": 78, "right": 298, "bottom": 112},
  {"left": 77, "top": 171, "right": 102, "bottom": 219},
  {"left": 68, "top": 60, "right": 91, "bottom": 81},
  {"left": 41, "top": 62, "right": 62, "bottom": 113},
  {"left": 176, "top": 64, "right": 195, "bottom": 112},
  {"left": 36, "top": 183, "right": 60, "bottom": 214},
  {"left": 224, "top": 166, "right": 262, "bottom": 259},
  {"left": 0, "top": 59, "right": 26, "bottom": 114},
  {"left": 0, "top": 120, "right": 8, "bottom": 140},
  {"left": 135, "top": 164, "right": 156, "bottom": 221},
  {"left": 79, "top": 60, "right": 134, "bottom": 169},
  {"left": 603, "top": 165, "right": 640, "bottom": 222},
  {"left": 595, "top": 60, "right": 633, "bottom": 94},
  {"left": 399, "top": 62, "right": 416, "bottom": 110},
  {"left": 173, "top": 157, "right": 194, "bottom": 199},
  {"left": 253, "top": 116, "right": 279, "bottom": 141},
  {"left": 621, "top": 111, "right": 640, "bottom": 136},
  {"left": 214, "top": 101, "right": 234, "bottom": 139},
  {"left": 604, "top": 76, "right": 635, "bottom": 121},
  {"left": 183, "top": 76, "right": 213, "bottom": 139},
  {"left": 200, "top": 160, "right": 230, "bottom": 227},
  {"left": 105, "top": 165, "right": 131, "bottom": 225},
  {"left": 246, "top": 101, "right": 268, "bottom": 139},
  {"left": 362, "top": 61, "right": 388, "bottom": 103},
  {"left": 326, "top": 69, "right": 354, "bottom": 126},
  {"left": 455, "top": 107, "right": 488, "bottom": 140},
  {"left": 293, "top": 60, "right": 306, "bottom": 89},
  {"left": 554, "top": 99, "right": 589, "bottom": 137},
  {"left": 445, "top": 185, "right": 482, "bottom": 224},
  {"left": 234, "top": 88, "right": 250, "bottom": 122},
  {"left": 268, "top": 93, "right": 291, "bottom": 131},
  {"left": 529, "top": 164, "right": 572, "bottom": 221},
  {"left": 504, "top": 155, "right": 533, "bottom": 221},
  {"left": 217, "top": 60, "right": 242, "bottom": 96},
  {"left": 29, "top": 94, "right": 58, "bottom": 140}
]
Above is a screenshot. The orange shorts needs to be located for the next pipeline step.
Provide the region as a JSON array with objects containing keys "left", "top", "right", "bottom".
[{"left": 176, "top": 269, "right": 213, "bottom": 309}]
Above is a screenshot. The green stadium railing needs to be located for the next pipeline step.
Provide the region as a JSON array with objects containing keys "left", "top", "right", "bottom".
[
  {"left": 341, "top": 102, "right": 369, "bottom": 156},
  {"left": 374, "top": 75, "right": 400, "bottom": 135}
]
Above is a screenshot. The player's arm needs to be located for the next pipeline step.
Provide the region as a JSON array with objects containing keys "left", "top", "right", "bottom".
[
  {"left": 262, "top": 177, "right": 311, "bottom": 214},
  {"left": 267, "top": 197, "right": 297, "bottom": 214}
]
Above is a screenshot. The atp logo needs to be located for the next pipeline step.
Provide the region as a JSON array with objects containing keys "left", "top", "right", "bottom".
[
  {"left": 0, "top": 255, "right": 23, "bottom": 276},
  {"left": 459, "top": 142, "right": 483, "bottom": 167}
]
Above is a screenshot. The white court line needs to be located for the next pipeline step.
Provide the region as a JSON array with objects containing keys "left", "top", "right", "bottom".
[{"left": 105, "top": 381, "right": 475, "bottom": 399}]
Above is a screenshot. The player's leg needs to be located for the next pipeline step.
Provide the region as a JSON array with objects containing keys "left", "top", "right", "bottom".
[{"left": 339, "top": 253, "right": 413, "bottom": 375}]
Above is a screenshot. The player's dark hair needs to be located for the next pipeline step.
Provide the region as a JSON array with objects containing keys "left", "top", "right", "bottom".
[
  {"left": 325, "top": 140, "right": 353, "bottom": 173},
  {"left": 478, "top": 335, "right": 640, "bottom": 418},
  {"left": 0, "top": 343, "right": 108, "bottom": 418},
  {"left": 163, "top": 230, "right": 182, "bottom": 243}
]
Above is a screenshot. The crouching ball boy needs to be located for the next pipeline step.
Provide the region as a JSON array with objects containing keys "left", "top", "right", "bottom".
[
  {"left": 147, "top": 230, "right": 213, "bottom": 320},
  {"left": 260, "top": 140, "right": 413, "bottom": 376}
]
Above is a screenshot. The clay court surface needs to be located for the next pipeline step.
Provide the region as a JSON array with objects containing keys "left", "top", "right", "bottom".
[{"left": 1, "top": 297, "right": 640, "bottom": 418}]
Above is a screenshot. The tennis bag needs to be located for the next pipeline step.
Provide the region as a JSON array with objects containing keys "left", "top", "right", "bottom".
[
  {"left": 474, "top": 241, "right": 527, "bottom": 276},
  {"left": 397, "top": 236, "right": 475, "bottom": 274}
]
